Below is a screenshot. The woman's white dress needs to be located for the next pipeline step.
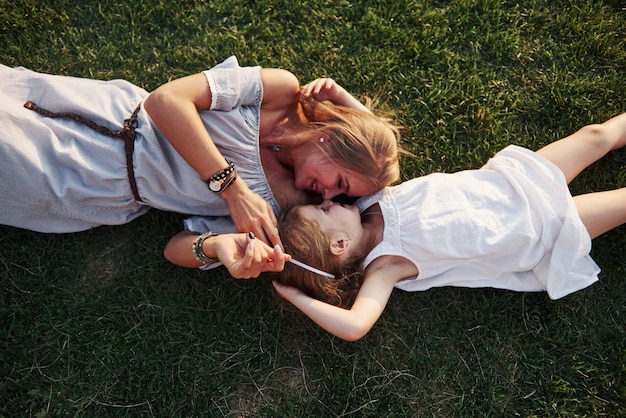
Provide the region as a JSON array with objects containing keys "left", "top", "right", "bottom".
[
  {"left": 0, "top": 56, "right": 278, "bottom": 232},
  {"left": 356, "top": 146, "right": 600, "bottom": 299}
]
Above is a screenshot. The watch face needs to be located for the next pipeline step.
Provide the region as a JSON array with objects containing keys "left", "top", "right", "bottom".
[{"left": 209, "top": 179, "right": 222, "bottom": 192}]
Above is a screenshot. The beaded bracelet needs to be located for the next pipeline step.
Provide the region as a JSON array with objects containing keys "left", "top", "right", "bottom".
[
  {"left": 207, "top": 160, "right": 238, "bottom": 194},
  {"left": 192, "top": 232, "right": 220, "bottom": 265}
]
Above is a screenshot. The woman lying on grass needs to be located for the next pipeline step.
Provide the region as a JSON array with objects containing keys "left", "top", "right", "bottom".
[
  {"left": 1, "top": 57, "right": 401, "bottom": 250},
  {"left": 270, "top": 112, "right": 626, "bottom": 341}
]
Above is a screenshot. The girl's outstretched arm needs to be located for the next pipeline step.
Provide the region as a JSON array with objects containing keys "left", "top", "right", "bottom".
[{"left": 273, "top": 256, "right": 415, "bottom": 341}]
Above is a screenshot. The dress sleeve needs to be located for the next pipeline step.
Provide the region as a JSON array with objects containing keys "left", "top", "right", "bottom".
[
  {"left": 183, "top": 215, "right": 237, "bottom": 234},
  {"left": 203, "top": 56, "right": 262, "bottom": 111}
]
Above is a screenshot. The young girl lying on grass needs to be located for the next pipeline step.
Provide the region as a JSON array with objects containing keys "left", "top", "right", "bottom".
[{"left": 270, "top": 112, "right": 626, "bottom": 341}]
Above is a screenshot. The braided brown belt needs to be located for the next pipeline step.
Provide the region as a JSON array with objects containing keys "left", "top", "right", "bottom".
[{"left": 24, "top": 100, "right": 144, "bottom": 202}]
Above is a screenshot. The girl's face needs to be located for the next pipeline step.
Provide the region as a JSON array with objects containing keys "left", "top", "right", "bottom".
[
  {"left": 293, "top": 152, "right": 376, "bottom": 200},
  {"left": 299, "top": 200, "right": 362, "bottom": 237}
]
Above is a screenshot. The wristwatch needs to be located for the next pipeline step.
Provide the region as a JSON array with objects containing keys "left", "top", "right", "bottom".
[{"left": 207, "top": 161, "right": 237, "bottom": 193}]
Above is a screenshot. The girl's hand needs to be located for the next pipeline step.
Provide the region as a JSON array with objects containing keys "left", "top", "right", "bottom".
[
  {"left": 216, "top": 233, "right": 289, "bottom": 279},
  {"left": 272, "top": 280, "right": 307, "bottom": 301}
]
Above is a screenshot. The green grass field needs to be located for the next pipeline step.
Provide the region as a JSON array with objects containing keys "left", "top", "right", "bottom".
[{"left": 1, "top": 0, "right": 625, "bottom": 416}]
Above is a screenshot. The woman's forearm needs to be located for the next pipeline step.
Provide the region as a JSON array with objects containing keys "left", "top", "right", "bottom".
[
  {"left": 144, "top": 73, "right": 231, "bottom": 180},
  {"left": 164, "top": 230, "right": 207, "bottom": 268}
]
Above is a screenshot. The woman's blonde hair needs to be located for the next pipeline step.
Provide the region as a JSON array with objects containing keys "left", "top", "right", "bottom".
[
  {"left": 269, "top": 205, "right": 365, "bottom": 308},
  {"left": 298, "top": 96, "right": 403, "bottom": 191}
]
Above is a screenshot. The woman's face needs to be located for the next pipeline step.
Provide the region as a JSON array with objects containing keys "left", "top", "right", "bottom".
[{"left": 293, "top": 152, "right": 376, "bottom": 200}]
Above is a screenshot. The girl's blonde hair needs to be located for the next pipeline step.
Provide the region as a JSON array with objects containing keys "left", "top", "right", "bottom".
[
  {"left": 298, "top": 96, "right": 403, "bottom": 191},
  {"left": 269, "top": 205, "right": 365, "bottom": 308}
]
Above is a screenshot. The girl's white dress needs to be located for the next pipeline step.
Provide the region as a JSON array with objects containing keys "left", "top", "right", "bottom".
[
  {"left": 356, "top": 146, "right": 600, "bottom": 299},
  {"left": 0, "top": 56, "right": 277, "bottom": 232}
]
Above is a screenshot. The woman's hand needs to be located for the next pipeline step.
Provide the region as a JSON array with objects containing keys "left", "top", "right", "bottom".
[
  {"left": 219, "top": 178, "right": 281, "bottom": 247},
  {"left": 300, "top": 78, "right": 371, "bottom": 113},
  {"left": 300, "top": 78, "right": 345, "bottom": 102},
  {"left": 164, "top": 230, "right": 287, "bottom": 278},
  {"left": 215, "top": 233, "right": 289, "bottom": 279}
]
